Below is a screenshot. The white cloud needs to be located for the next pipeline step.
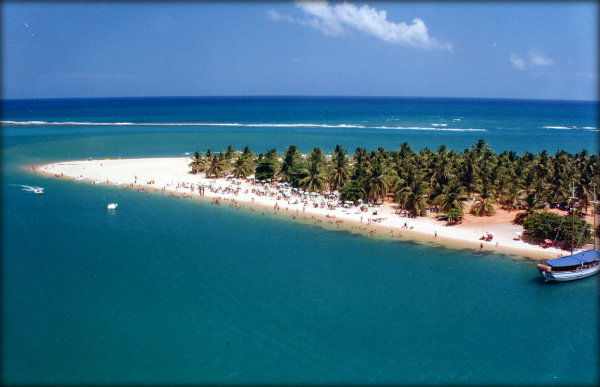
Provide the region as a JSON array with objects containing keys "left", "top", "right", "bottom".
[
  {"left": 510, "top": 53, "right": 526, "bottom": 70},
  {"left": 510, "top": 50, "right": 554, "bottom": 71},
  {"left": 268, "top": 9, "right": 295, "bottom": 24},
  {"left": 269, "top": 1, "right": 452, "bottom": 51},
  {"left": 528, "top": 50, "right": 553, "bottom": 66}
]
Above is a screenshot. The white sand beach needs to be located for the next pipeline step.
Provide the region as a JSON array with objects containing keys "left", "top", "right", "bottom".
[{"left": 33, "top": 157, "right": 588, "bottom": 260}]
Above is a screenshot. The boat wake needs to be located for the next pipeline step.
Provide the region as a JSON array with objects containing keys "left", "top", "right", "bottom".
[{"left": 9, "top": 184, "right": 44, "bottom": 194}]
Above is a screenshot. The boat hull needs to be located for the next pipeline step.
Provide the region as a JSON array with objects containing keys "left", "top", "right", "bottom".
[{"left": 540, "top": 265, "right": 600, "bottom": 282}]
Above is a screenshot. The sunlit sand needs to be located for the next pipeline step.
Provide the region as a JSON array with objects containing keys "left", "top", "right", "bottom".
[{"left": 35, "top": 157, "right": 589, "bottom": 260}]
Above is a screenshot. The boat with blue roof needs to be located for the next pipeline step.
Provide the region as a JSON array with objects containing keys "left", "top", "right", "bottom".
[
  {"left": 537, "top": 183, "right": 599, "bottom": 282},
  {"left": 537, "top": 250, "right": 600, "bottom": 282}
]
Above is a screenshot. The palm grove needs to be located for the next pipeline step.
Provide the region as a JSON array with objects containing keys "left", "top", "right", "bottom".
[{"left": 189, "top": 140, "right": 598, "bottom": 245}]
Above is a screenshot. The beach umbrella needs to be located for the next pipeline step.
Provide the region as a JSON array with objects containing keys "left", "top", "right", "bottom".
[{"left": 544, "top": 239, "right": 553, "bottom": 244}]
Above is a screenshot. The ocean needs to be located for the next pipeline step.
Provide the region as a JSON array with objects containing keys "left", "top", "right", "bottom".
[{"left": 2, "top": 97, "right": 598, "bottom": 385}]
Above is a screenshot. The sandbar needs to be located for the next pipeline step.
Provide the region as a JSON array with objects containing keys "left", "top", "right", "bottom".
[{"left": 32, "top": 157, "right": 594, "bottom": 260}]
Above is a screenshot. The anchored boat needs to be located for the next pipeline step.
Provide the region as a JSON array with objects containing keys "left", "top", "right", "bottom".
[
  {"left": 537, "top": 250, "right": 600, "bottom": 282},
  {"left": 537, "top": 183, "right": 599, "bottom": 282}
]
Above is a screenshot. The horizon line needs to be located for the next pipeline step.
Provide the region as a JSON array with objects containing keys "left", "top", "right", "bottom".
[{"left": 2, "top": 95, "right": 598, "bottom": 103}]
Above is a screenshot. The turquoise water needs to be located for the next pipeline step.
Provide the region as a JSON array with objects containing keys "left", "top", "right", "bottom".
[{"left": 2, "top": 97, "right": 598, "bottom": 385}]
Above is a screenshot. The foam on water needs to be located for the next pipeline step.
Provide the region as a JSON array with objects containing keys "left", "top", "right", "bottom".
[
  {"left": 8, "top": 183, "right": 44, "bottom": 193},
  {"left": 0, "top": 120, "right": 487, "bottom": 132}
]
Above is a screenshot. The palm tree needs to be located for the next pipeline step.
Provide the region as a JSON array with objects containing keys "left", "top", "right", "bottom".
[
  {"left": 459, "top": 151, "right": 480, "bottom": 199},
  {"left": 241, "top": 146, "right": 255, "bottom": 163},
  {"left": 224, "top": 145, "right": 236, "bottom": 160},
  {"left": 396, "top": 180, "right": 429, "bottom": 217},
  {"left": 434, "top": 178, "right": 468, "bottom": 215},
  {"left": 307, "top": 147, "right": 326, "bottom": 168},
  {"left": 188, "top": 151, "right": 204, "bottom": 174},
  {"left": 532, "top": 150, "right": 551, "bottom": 185},
  {"left": 205, "top": 154, "right": 227, "bottom": 179},
  {"left": 352, "top": 147, "right": 370, "bottom": 180},
  {"left": 363, "top": 160, "right": 392, "bottom": 203},
  {"left": 231, "top": 154, "right": 253, "bottom": 178},
  {"left": 328, "top": 145, "right": 350, "bottom": 191},
  {"left": 265, "top": 148, "right": 279, "bottom": 160},
  {"left": 299, "top": 161, "right": 327, "bottom": 193},
  {"left": 498, "top": 180, "right": 522, "bottom": 210},
  {"left": 279, "top": 145, "right": 302, "bottom": 182},
  {"left": 513, "top": 191, "right": 545, "bottom": 224},
  {"left": 472, "top": 139, "right": 491, "bottom": 155},
  {"left": 471, "top": 185, "right": 496, "bottom": 216},
  {"left": 447, "top": 207, "right": 463, "bottom": 225}
]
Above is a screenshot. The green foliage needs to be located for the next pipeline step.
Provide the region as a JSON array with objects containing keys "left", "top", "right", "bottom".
[
  {"left": 434, "top": 178, "right": 467, "bottom": 215},
  {"left": 523, "top": 211, "right": 593, "bottom": 246},
  {"left": 340, "top": 180, "right": 363, "bottom": 202},
  {"left": 205, "top": 154, "right": 227, "bottom": 178},
  {"left": 447, "top": 207, "right": 463, "bottom": 224},
  {"left": 279, "top": 145, "right": 302, "bottom": 182},
  {"left": 299, "top": 161, "right": 327, "bottom": 193},
  {"left": 231, "top": 153, "right": 254, "bottom": 178},
  {"left": 224, "top": 145, "right": 236, "bottom": 160},
  {"left": 190, "top": 139, "right": 598, "bottom": 229},
  {"left": 255, "top": 158, "right": 276, "bottom": 181},
  {"left": 523, "top": 211, "right": 558, "bottom": 239},
  {"left": 289, "top": 162, "right": 308, "bottom": 188},
  {"left": 188, "top": 151, "right": 204, "bottom": 174}
]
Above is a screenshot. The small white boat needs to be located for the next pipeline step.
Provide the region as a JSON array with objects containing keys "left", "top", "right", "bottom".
[
  {"left": 20, "top": 185, "right": 43, "bottom": 194},
  {"left": 107, "top": 203, "right": 118, "bottom": 210}
]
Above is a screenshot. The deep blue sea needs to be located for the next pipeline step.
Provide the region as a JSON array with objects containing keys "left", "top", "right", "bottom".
[{"left": 2, "top": 97, "right": 598, "bottom": 385}]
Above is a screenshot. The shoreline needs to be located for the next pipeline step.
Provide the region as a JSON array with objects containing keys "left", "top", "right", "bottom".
[{"left": 31, "top": 157, "right": 585, "bottom": 261}]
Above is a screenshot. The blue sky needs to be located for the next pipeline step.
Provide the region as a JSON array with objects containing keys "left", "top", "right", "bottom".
[{"left": 2, "top": 1, "right": 597, "bottom": 100}]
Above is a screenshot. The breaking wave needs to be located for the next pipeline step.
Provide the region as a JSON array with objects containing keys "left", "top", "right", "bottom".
[
  {"left": 0, "top": 120, "right": 487, "bottom": 132},
  {"left": 542, "top": 125, "right": 597, "bottom": 130}
]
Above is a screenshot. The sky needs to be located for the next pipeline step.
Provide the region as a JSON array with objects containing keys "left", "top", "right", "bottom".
[{"left": 2, "top": 1, "right": 598, "bottom": 100}]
